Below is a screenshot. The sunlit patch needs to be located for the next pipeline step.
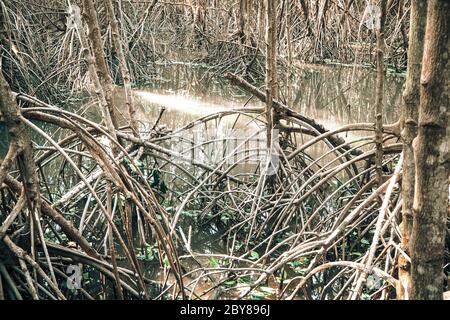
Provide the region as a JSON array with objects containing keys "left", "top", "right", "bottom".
[{"left": 135, "top": 90, "right": 229, "bottom": 116}]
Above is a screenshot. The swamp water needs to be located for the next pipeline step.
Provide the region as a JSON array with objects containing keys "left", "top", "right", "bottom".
[
  {"left": 110, "top": 64, "right": 404, "bottom": 298},
  {"left": 127, "top": 63, "right": 402, "bottom": 133},
  {"left": 0, "top": 63, "right": 405, "bottom": 299}
]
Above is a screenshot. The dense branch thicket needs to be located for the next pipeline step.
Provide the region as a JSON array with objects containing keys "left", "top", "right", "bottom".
[
  {"left": 1, "top": 0, "right": 411, "bottom": 103},
  {"left": 0, "top": 0, "right": 448, "bottom": 301}
]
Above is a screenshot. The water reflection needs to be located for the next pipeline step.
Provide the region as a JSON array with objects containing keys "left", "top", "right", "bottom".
[
  {"left": 135, "top": 91, "right": 228, "bottom": 116},
  {"left": 289, "top": 64, "right": 402, "bottom": 129},
  {"left": 0, "top": 64, "right": 405, "bottom": 158},
  {"left": 131, "top": 64, "right": 404, "bottom": 132}
]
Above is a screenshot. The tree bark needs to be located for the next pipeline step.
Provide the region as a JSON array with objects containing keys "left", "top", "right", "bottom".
[
  {"left": 264, "top": 0, "right": 279, "bottom": 149},
  {"left": 105, "top": 0, "right": 139, "bottom": 136},
  {"left": 82, "top": 0, "right": 119, "bottom": 133},
  {"left": 1, "top": 60, "right": 42, "bottom": 278},
  {"left": 0, "top": 65, "right": 41, "bottom": 231},
  {"left": 299, "top": 0, "right": 313, "bottom": 36},
  {"left": 285, "top": 0, "right": 293, "bottom": 107},
  {"left": 374, "top": 0, "right": 387, "bottom": 187},
  {"left": 238, "top": 0, "right": 248, "bottom": 44},
  {"left": 398, "top": 0, "right": 428, "bottom": 300},
  {"left": 409, "top": 0, "right": 449, "bottom": 300}
]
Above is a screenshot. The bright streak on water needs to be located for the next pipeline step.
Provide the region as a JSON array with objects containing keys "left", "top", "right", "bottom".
[{"left": 135, "top": 90, "right": 230, "bottom": 116}]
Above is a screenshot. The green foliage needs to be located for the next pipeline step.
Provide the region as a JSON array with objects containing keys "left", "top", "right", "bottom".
[
  {"left": 209, "top": 257, "right": 219, "bottom": 268},
  {"left": 249, "top": 251, "right": 259, "bottom": 261},
  {"left": 288, "top": 257, "right": 309, "bottom": 275},
  {"left": 250, "top": 286, "right": 276, "bottom": 299},
  {"left": 137, "top": 242, "right": 159, "bottom": 261}
]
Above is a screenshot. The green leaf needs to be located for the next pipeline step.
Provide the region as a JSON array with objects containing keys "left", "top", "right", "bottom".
[
  {"left": 294, "top": 267, "right": 306, "bottom": 275},
  {"left": 249, "top": 251, "right": 259, "bottom": 261},
  {"left": 209, "top": 257, "right": 219, "bottom": 268},
  {"left": 361, "top": 293, "right": 371, "bottom": 300},
  {"left": 163, "top": 256, "right": 170, "bottom": 268},
  {"left": 250, "top": 291, "right": 266, "bottom": 299},
  {"left": 350, "top": 252, "right": 362, "bottom": 257},
  {"left": 220, "top": 214, "right": 230, "bottom": 223}
]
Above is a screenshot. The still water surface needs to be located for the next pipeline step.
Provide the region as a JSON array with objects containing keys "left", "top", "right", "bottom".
[
  {"left": 129, "top": 63, "right": 403, "bottom": 133},
  {"left": 0, "top": 63, "right": 405, "bottom": 298},
  {"left": 114, "top": 64, "right": 404, "bottom": 297}
]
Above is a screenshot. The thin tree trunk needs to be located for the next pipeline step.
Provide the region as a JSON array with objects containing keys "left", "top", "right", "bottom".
[
  {"left": 265, "top": 0, "right": 282, "bottom": 186},
  {"left": 238, "top": 0, "right": 248, "bottom": 44},
  {"left": 70, "top": 3, "right": 118, "bottom": 143},
  {"left": 397, "top": 0, "right": 428, "bottom": 300},
  {"left": 409, "top": 0, "right": 449, "bottom": 300},
  {"left": 0, "top": 62, "right": 42, "bottom": 284},
  {"left": 0, "top": 68, "right": 41, "bottom": 231},
  {"left": 265, "top": 0, "right": 278, "bottom": 148},
  {"left": 82, "top": 0, "right": 120, "bottom": 133},
  {"left": 299, "top": 0, "right": 313, "bottom": 36},
  {"left": 374, "top": 0, "right": 387, "bottom": 186},
  {"left": 105, "top": 0, "right": 139, "bottom": 136},
  {"left": 285, "top": 0, "right": 293, "bottom": 107}
]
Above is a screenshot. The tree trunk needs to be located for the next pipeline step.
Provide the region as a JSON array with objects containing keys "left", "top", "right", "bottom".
[
  {"left": 299, "top": 0, "right": 313, "bottom": 36},
  {"left": 82, "top": 0, "right": 119, "bottom": 133},
  {"left": 285, "top": 0, "right": 293, "bottom": 107},
  {"left": 105, "top": 0, "right": 139, "bottom": 136},
  {"left": 409, "top": 0, "right": 449, "bottom": 300},
  {"left": 265, "top": 0, "right": 278, "bottom": 149},
  {"left": 238, "top": 0, "right": 248, "bottom": 44},
  {"left": 70, "top": 3, "right": 118, "bottom": 144},
  {"left": 0, "top": 71, "right": 41, "bottom": 213},
  {"left": 398, "top": 0, "right": 428, "bottom": 300},
  {"left": 374, "top": 0, "right": 387, "bottom": 187},
  {"left": 0, "top": 63, "right": 43, "bottom": 281}
]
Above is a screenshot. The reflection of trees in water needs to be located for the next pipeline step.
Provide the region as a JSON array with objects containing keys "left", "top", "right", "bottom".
[
  {"left": 136, "top": 64, "right": 404, "bottom": 133},
  {"left": 289, "top": 66, "right": 403, "bottom": 126}
]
